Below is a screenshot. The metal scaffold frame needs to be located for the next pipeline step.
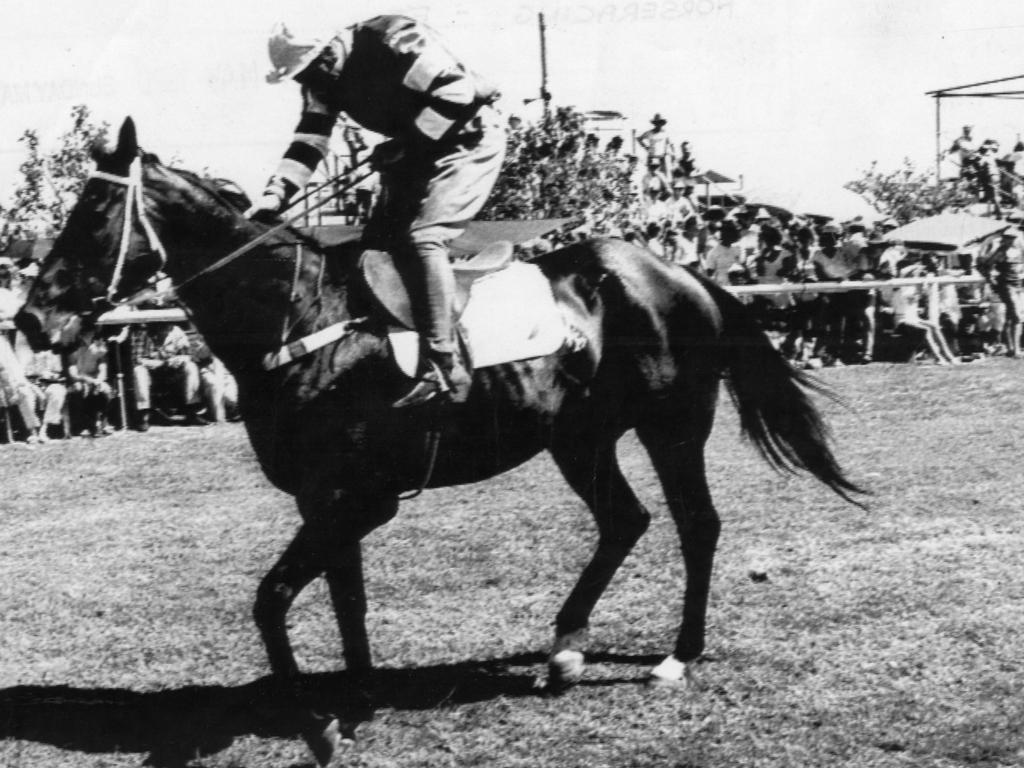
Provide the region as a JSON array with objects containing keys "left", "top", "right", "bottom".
[{"left": 926, "top": 74, "right": 1024, "bottom": 181}]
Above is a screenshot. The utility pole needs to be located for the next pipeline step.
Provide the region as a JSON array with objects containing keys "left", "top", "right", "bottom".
[{"left": 538, "top": 12, "right": 551, "bottom": 120}]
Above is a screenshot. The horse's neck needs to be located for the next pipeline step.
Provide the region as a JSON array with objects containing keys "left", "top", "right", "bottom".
[{"left": 169, "top": 222, "right": 342, "bottom": 371}]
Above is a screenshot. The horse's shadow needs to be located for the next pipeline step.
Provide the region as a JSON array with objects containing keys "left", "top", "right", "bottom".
[{"left": 0, "top": 651, "right": 663, "bottom": 767}]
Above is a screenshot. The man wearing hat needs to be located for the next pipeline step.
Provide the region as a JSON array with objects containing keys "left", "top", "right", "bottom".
[
  {"left": 981, "top": 227, "right": 1023, "bottom": 357},
  {"left": 638, "top": 113, "right": 675, "bottom": 175},
  {"left": 249, "top": 17, "right": 504, "bottom": 407}
]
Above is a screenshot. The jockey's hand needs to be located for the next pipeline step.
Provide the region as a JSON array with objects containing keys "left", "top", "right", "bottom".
[
  {"left": 245, "top": 177, "right": 289, "bottom": 223},
  {"left": 369, "top": 140, "right": 405, "bottom": 171}
]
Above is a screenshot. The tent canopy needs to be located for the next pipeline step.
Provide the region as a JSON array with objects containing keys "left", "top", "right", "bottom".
[
  {"left": 882, "top": 212, "right": 1010, "bottom": 252},
  {"left": 739, "top": 182, "right": 879, "bottom": 222},
  {"left": 692, "top": 170, "right": 734, "bottom": 185}
]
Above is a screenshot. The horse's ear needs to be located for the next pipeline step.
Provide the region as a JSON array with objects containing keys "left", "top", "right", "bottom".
[
  {"left": 112, "top": 117, "right": 139, "bottom": 162},
  {"left": 92, "top": 117, "right": 139, "bottom": 171}
]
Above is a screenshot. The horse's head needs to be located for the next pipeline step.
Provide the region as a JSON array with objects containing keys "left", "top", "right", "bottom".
[{"left": 15, "top": 117, "right": 166, "bottom": 349}]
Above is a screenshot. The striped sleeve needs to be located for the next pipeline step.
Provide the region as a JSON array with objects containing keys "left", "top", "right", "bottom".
[
  {"left": 273, "top": 88, "right": 338, "bottom": 193},
  {"left": 386, "top": 19, "right": 478, "bottom": 141}
]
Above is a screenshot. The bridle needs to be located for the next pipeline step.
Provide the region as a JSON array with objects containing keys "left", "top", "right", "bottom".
[{"left": 89, "top": 155, "right": 169, "bottom": 305}]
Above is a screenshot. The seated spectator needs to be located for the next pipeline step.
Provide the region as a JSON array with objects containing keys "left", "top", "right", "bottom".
[
  {"left": 23, "top": 348, "right": 69, "bottom": 440},
  {"left": 67, "top": 326, "right": 114, "bottom": 437},
  {"left": 200, "top": 356, "right": 239, "bottom": 423},
  {"left": 886, "top": 264, "right": 958, "bottom": 365},
  {"left": 0, "top": 270, "right": 45, "bottom": 445},
  {"left": 133, "top": 321, "right": 209, "bottom": 427},
  {"left": 0, "top": 332, "right": 44, "bottom": 444}
]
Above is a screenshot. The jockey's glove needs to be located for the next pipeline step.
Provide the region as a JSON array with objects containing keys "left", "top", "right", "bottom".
[
  {"left": 245, "top": 176, "right": 292, "bottom": 223},
  {"left": 369, "top": 140, "right": 405, "bottom": 171}
]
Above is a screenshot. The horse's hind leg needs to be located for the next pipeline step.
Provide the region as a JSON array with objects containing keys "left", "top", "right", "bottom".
[
  {"left": 545, "top": 437, "right": 652, "bottom": 689},
  {"left": 636, "top": 403, "right": 720, "bottom": 688}
]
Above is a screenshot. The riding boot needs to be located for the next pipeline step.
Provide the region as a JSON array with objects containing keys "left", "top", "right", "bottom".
[{"left": 392, "top": 236, "right": 471, "bottom": 408}]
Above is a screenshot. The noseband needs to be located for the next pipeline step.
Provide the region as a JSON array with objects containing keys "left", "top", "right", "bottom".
[{"left": 89, "top": 156, "right": 168, "bottom": 304}]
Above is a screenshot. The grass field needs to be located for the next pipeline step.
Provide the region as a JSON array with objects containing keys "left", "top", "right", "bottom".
[{"left": 2, "top": 359, "right": 1024, "bottom": 768}]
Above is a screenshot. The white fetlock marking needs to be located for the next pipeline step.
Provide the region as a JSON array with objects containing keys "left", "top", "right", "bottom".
[
  {"left": 649, "top": 654, "right": 688, "bottom": 685},
  {"left": 550, "top": 649, "right": 585, "bottom": 684},
  {"left": 546, "top": 628, "right": 589, "bottom": 687}
]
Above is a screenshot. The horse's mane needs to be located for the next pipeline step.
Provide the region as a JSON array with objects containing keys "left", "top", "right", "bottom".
[
  {"left": 158, "top": 158, "right": 325, "bottom": 253},
  {"left": 165, "top": 163, "right": 253, "bottom": 213}
]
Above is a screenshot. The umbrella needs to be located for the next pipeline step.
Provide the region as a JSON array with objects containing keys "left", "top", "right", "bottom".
[{"left": 882, "top": 213, "right": 1010, "bottom": 252}]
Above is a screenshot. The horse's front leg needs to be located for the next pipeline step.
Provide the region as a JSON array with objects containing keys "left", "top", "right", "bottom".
[
  {"left": 253, "top": 524, "right": 323, "bottom": 682},
  {"left": 300, "top": 482, "right": 398, "bottom": 764}
]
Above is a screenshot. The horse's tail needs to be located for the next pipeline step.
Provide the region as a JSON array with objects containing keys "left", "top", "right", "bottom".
[{"left": 706, "top": 280, "right": 866, "bottom": 505}]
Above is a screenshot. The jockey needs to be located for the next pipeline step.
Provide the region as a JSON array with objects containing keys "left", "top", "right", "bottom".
[{"left": 250, "top": 17, "right": 506, "bottom": 407}]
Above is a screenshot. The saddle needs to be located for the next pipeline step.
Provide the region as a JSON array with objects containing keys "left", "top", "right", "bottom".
[
  {"left": 261, "top": 239, "right": 569, "bottom": 373},
  {"left": 360, "top": 240, "right": 515, "bottom": 330}
]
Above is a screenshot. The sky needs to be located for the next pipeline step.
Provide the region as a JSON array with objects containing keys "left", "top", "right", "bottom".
[{"left": 2, "top": 0, "right": 1024, "bottom": 207}]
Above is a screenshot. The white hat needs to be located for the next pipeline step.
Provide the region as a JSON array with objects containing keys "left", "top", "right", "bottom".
[
  {"left": 266, "top": 23, "right": 323, "bottom": 84},
  {"left": 18, "top": 261, "right": 40, "bottom": 278}
]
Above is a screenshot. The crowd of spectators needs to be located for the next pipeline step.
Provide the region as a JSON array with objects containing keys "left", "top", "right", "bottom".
[
  {"left": 531, "top": 202, "right": 1024, "bottom": 370},
  {"left": 1, "top": 257, "right": 238, "bottom": 446},
  {"left": 512, "top": 113, "right": 1024, "bottom": 370}
]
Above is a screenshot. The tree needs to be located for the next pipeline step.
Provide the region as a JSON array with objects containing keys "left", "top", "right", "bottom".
[
  {"left": 479, "top": 105, "right": 632, "bottom": 227},
  {"left": 2, "top": 104, "right": 109, "bottom": 248},
  {"left": 845, "top": 159, "right": 973, "bottom": 225}
]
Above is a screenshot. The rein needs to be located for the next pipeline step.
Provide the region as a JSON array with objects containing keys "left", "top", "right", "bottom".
[{"left": 88, "top": 154, "right": 372, "bottom": 307}]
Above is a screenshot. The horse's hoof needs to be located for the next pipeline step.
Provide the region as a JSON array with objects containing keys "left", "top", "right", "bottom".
[
  {"left": 541, "top": 628, "right": 588, "bottom": 692},
  {"left": 301, "top": 714, "right": 347, "bottom": 767},
  {"left": 647, "top": 655, "right": 700, "bottom": 689},
  {"left": 537, "top": 648, "right": 586, "bottom": 694}
]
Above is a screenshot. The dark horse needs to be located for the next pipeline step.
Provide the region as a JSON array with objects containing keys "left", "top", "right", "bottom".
[{"left": 17, "top": 119, "right": 861, "bottom": 765}]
